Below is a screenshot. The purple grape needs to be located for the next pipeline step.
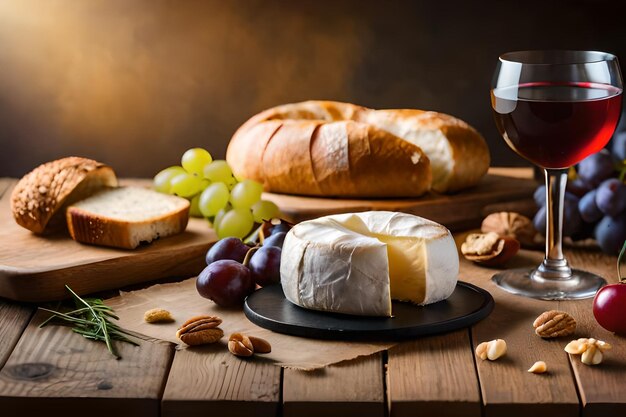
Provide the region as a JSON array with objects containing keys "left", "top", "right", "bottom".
[
  {"left": 567, "top": 178, "right": 592, "bottom": 198},
  {"left": 612, "top": 130, "right": 626, "bottom": 161},
  {"left": 594, "top": 214, "right": 626, "bottom": 255},
  {"left": 578, "top": 190, "right": 603, "bottom": 223},
  {"left": 270, "top": 222, "right": 291, "bottom": 235},
  {"left": 534, "top": 186, "right": 546, "bottom": 208},
  {"left": 196, "top": 260, "right": 255, "bottom": 307},
  {"left": 249, "top": 246, "right": 282, "bottom": 287},
  {"left": 595, "top": 178, "right": 626, "bottom": 216},
  {"left": 263, "top": 231, "right": 286, "bottom": 248},
  {"left": 533, "top": 195, "right": 582, "bottom": 237},
  {"left": 577, "top": 150, "right": 615, "bottom": 187},
  {"left": 205, "top": 237, "right": 250, "bottom": 265}
]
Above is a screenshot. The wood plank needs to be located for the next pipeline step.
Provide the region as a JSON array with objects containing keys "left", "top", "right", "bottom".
[
  {"left": 0, "top": 301, "right": 34, "bottom": 369},
  {"left": 283, "top": 353, "right": 385, "bottom": 417},
  {"left": 264, "top": 170, "right": 537, "bottom": 230},
  {"left": 460, "top": 246, "right": 581, "bottom": 417},
  {"left": 387, "top": 330, "right": 481, "bottom": 417},
  {"left": 0, "top": 309, "right": 173, "bottom": 417},
  {"left": 0, "top": 179, "right": 216, "bottom": 302},
  {"left": 562, "top": 250, "right": 626, "bottom": 417},
  {"left": 0, "top": 178, "right": 14, "bottom": 199},
  {"left": 162, "top": 345, "right": 281, "bottom": 417}
]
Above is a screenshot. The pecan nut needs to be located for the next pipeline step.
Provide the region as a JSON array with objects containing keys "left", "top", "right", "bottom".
[
  {"left": 533, "top": 310, "right": 576, "bottom": 338},
  {"left": 176, "top": 315, "right": 224, "bottom": 346},
  {"left": 461, "top": 232, "right": 520, "bottom": 266}
]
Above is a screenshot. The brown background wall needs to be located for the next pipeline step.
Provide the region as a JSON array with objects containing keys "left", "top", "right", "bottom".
[{"left": 1, "top": 0, "right": 624, "bottom": 177}]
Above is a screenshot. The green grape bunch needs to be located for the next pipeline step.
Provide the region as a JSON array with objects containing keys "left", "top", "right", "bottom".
[{"left": 153, "top": 148, "right": 280, "bottom": 239}]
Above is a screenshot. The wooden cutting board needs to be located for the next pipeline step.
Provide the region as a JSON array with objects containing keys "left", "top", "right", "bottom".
[
  {"left": 0, "top": 179, "right": 217, "bottom": 303},
  {"left": 0, "top": 169, "right": 536, "bottom": 303},
  {"left": 263, "top": 168, "right": 538, "bottom": 229}
]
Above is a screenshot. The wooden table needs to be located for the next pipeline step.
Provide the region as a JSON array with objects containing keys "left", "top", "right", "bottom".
[{"left": 0, "top": 173, "right": 625, "bottom": 417}]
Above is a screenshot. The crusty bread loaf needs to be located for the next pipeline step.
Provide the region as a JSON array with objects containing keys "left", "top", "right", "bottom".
[
  {"left": 226, "top": 101, "right": 490, "bottom": 196},
  {"left": 66, "top": 187, "right": 190, "bottom": 249},
  {"left": 11, "top": 157, "right": 118, "bottom": 233}
]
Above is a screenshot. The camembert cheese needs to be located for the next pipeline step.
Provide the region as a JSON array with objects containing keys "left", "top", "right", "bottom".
[{"left": 280, "top": 211, "right": 458, "bottom": 317}]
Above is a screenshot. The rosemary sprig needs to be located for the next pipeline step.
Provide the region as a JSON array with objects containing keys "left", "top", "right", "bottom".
[{"left": 39, "top": 285, "right": 139, "bottom": 359}]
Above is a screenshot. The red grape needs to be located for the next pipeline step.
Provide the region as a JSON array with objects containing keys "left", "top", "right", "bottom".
[
  {"left": 249, "top": 246, "right": 282, "bottom": 287},
  {"left": 263, "top": 232, "right": 286, "bottom": 248},
  {"left": 205, "top": 237, "right": 250, "bottom": 265},
  {"left": 593, "top": 283, "right": 626, "bottom": 334},
  {"left": 196, "top": 260, "right": 255, "bottom": 307}
]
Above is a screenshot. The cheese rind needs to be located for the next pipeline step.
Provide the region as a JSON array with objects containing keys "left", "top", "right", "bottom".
[{"left": 280, "top": 211, "right": 459, "bottom": 317}]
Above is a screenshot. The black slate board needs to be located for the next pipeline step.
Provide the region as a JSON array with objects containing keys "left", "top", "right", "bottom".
[{"left": 243, "top": 281, "right": 494, "bottom": 340}]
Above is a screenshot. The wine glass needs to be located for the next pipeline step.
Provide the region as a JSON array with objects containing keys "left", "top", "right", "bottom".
[{"left": 491, "top": 50, "right": 623, "bottom": 300}]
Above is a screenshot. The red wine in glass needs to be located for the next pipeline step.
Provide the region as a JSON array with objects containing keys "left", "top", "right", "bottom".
[
  {"left": 490, "top": 50, "right": 623, "bottom": 301},
  {"left": 492, "top": 82, "right": 622, "bottom": 168}
]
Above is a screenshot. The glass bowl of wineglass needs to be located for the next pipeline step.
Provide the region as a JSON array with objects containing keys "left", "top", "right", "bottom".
[{"left": 491, "top": 50, "right": 623, "bottom": 300}]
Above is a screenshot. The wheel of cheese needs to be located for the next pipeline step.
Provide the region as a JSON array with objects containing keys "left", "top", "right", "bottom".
[
  {"left": 280, "top": 211, "right": 459, "bottom": 317},
  {"left": 226, "top": 101, "right": 490, "bottom": 197}
]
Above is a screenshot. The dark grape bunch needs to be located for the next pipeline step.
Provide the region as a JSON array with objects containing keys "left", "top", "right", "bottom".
[
  {"left": 533, "top": 131, "right": 626, "bottom": 255},
  {"left": 196, "top": 220, "right": 291, "bottom": 307}
]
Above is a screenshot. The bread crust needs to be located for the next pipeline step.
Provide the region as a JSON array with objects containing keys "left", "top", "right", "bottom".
[
  {"left": 66, "top": 201, "right": 190, "bottom": 249},
  {"left": 10, "top": 157, "right": 118, "bottom": 233},
  {"left": 227, "top": 101, "right": 489, "bottom": 196}
]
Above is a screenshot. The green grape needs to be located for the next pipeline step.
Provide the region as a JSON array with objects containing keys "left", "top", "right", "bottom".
[
  {"left": 153, "top": 166, "right": 186, "bottom": 194},
  {"left": 198, "top": 182, "right": 229, "bottom": 217},
  {"left": 170, "top": 172, "right": 205, "bottom": 197},
  {"left": 251, "top": 200, "right": 280, "bottom": 223},
  {"left": 217, "top": 207, "right": 254, "bottom": 239},
  {"left": 181, "top": 148, "right": 212, "bottom": 175},
  {"left": 226, "top": 177, "right": 238, "bottom": 191},
  {"left": 230, "top": 179, "right": 263, "bottom": 209},
  {"left": 203, "top": 160, "right": 233, "bottom": 183},
  {"left": 212, "top": 204, "right": 231, "bottom": 233},
  {"left": 189, "top": 194, "right": 203, "bottom": 217}
]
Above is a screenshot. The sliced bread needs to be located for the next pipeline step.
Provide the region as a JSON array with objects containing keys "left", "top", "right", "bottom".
[{"left": 66, "top": 187, "right": 190, "bottom": 249}]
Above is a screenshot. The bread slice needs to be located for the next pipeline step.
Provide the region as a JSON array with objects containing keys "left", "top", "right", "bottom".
[
  {"left": 66, "top": 187, "right": 190, "bottom": 249},
  {"left": 11, "top": 157, "right": 118, "bottom": 234}
]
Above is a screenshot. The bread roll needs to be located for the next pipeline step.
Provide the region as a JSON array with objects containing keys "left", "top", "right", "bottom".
[
  {"left": 11, "top": 157, "right": 117, "bottom": 233},
  {"left": 227, "top": 101, "right": 489, "bottom": 196}
]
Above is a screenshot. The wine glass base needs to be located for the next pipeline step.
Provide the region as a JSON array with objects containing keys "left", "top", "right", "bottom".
[{"left": 492, "top": 268, "right": 606, "bottom": 300}]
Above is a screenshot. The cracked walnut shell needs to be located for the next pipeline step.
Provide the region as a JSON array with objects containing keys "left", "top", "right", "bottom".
[
  {"left": 461, "top": 232, "right": 520, "bottom": 266},
  {"left": 533, "top": 310, "right": 576, "bottom": 338},
  {"left": 481, "top": 212, "right": 538, "bottom": 247},
  {"left": 176, "top": 315, "right": 224, "bottom": 346}
]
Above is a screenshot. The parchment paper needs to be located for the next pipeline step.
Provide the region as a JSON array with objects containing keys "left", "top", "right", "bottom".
[{"left": 106, "top": 278, "right": 395, "bottom": 370}]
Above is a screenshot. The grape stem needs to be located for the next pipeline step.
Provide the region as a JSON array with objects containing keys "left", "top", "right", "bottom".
[
  {"left": 242, "top": 246, "right": 260, "bottom": 268},
  {"left": 618, "top": 240, "right": 626, "bottom": 284}
]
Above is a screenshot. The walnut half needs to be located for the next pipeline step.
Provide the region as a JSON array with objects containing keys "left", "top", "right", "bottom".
[{"left": 461, "top": 232, "right": 520, "bottom": 266}]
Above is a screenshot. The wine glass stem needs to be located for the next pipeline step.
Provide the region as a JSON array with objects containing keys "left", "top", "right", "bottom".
[{"left": 534, "top": 168, "right": 572, "bottom": 280}]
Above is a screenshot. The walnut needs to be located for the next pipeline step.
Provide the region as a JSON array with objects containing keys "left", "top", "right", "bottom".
[
  {"left": 533, "top": 310, "right": 576, "bottom": 338},
  {"left": 481, "top": 212, "right": 538, "bottom": 247},
  {"left": 564, "top": 338, "right": 612, "bottom": 365},
  {"left": 461, "top": 232, "right": 520, "bottom": 266},
  {"left": 176, "top": 316, "right": 224, "bottom": 346}
]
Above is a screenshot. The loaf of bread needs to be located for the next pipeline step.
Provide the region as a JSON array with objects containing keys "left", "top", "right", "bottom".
[
  {"left": 226, "top": 101, "right": 490, "bottom": 197},
  {"left": 66, "top": 187, "right": 190, "bottom": 249},
  {"left": 11, "top": 157, "right": 118, "bottom": 233}
]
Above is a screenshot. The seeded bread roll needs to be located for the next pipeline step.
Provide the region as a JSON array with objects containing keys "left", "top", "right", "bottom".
[
  {"left": 226, "top": 100, "right": 490, "bottom": 196},
  {"left": 10, "top": 157, "right": 118, "bottom": 234}
]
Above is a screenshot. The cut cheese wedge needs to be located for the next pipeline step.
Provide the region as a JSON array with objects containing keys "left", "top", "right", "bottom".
[{"left": 280, "top": 211, "right": 459, "bottom": 317}]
